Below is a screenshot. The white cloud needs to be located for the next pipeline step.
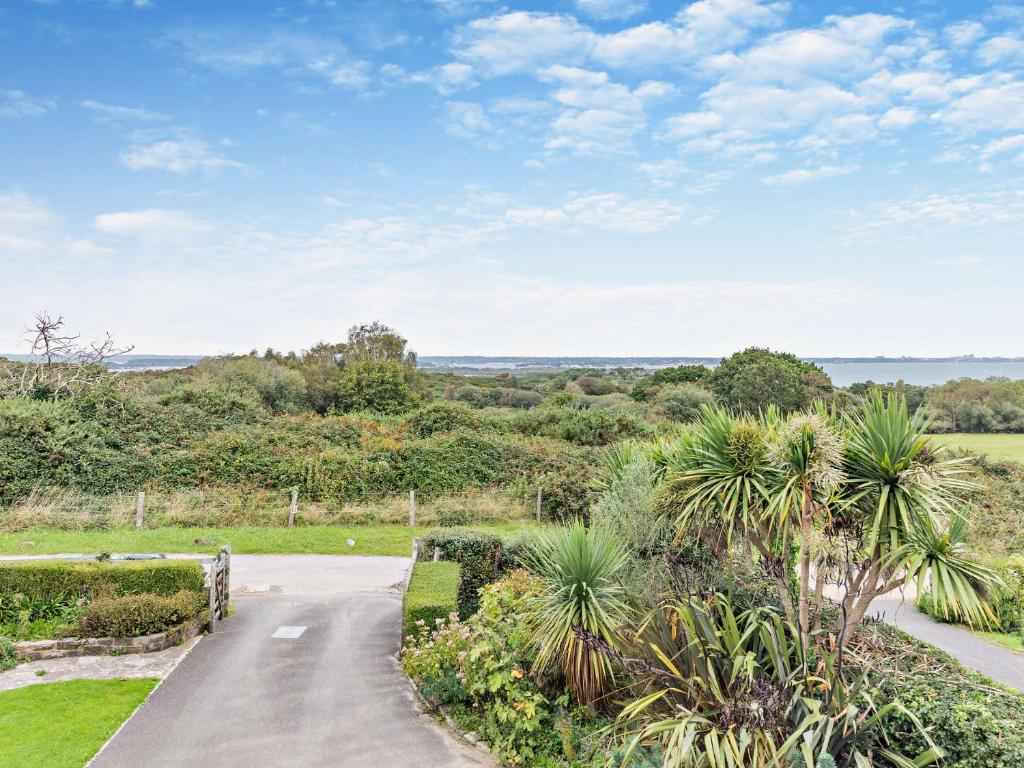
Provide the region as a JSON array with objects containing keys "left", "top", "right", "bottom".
[
  {"left": 933, "top": 255, "right": 992, "bottom": 272},
  {"left": 762, "top": 163, "right": 858, "bottom": 185},
  {"left": 979, "top": 133, "right": 1024, "bottom": 170},
  {"left": 856, "top": 191, "right": 1024, "bottom": 230},
  {"left": 452, "top": 12, "right": 592, "bottom": 76},
  {"left": 0, "top": 191, "right": 58, "bottom": 252},
  {"left": 79, "top": 99, "right": 167, "bottom": 123},
  {"left": 167, "top": 29, "right": 371, "bottom": 90},
  {"left": 0, "top": 90, "right": 55, "bottom": 119},
  {"left": 443, "top": 101, "right": 496, "bottom": 145},
  {"left": 705, "top": 13, "right": 913, "bottom": 83},
  {"left": 877, "top": 105, "right": 920, "bottom": 129},
  {"left": 120, "top": 137, "right": 246, "bottom": 174},
  {"left": 594, "top": 0, "right": 787, "bottom": 68},
  {"left": 937, "top": 78, "right": 1024, "bottom": 131},
  {"left": 505, "top": 192, "right": 688, "bottom": 232},
  {"left": 944, "top": 20, "right": 985, "bottom": 48},
  {"left": 574, "top": 0, "right": 647, "bottom": 21},
  {"left": 93, "top": 209, "right": 212, "bottom": 242},
  {"left": 977, "top": 35, "right": 1024, "bottom": 66}
]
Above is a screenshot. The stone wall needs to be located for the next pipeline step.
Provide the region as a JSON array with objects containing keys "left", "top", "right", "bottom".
[{"left": 15, "top": 614, "right": 206, "bottom": 661}]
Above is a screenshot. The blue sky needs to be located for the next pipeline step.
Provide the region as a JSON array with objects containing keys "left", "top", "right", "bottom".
[{"left": 1, "top": 0, "right": 1022, "bottom": 356}]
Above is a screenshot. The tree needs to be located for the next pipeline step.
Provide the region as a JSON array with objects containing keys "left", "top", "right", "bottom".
[
  {"left": 336, "top": 359, "right": 416, "bottom": 414},
  {"left": 1, "top": 313, "right": 133, "bottom": 399},
  {"left": 708, "top": 347, "right": 829, "bottom": 413},
  {"left": 631, "top": 364, "right": 709, "bottom": 402},
  {"left": 661, "top": 393, "right": 998, "bottom": 652},
  {"left": 342, "top": 321, "right": 415, "bottom": 366}
]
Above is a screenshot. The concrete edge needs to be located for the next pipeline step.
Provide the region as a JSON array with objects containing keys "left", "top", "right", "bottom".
[
  {"left": 83, "top": 632, "right": 202, "bottom": 767},
  {"left": 397, "top": 658, "right": 497, "bottom": 765}
]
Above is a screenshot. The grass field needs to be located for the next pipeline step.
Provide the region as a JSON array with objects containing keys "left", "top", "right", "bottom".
[
  {"left": 0, "top": 679, "right": 157, "bottom": 768},
  {"left": 0, "top": 522, "right": 542, "bottom": 557},
  {"left": 930, "top": 433, "right": 1024, "bottom": 463}
]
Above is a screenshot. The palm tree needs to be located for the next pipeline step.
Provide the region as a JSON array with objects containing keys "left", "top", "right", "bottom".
[{"left": 835, "top": 392, "right": 998, "bottom": 637}]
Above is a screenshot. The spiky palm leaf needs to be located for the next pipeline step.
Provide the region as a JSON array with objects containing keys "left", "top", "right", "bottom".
[{"left": 524, "top": 520, "right": 632, "bottom": 705}]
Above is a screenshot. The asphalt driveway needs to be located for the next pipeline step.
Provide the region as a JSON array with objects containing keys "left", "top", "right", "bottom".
[{"left": 89, "top": 556, "right": 490, "bottom": 768}]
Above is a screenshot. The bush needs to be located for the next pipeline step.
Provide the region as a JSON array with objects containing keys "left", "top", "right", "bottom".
[
  {"left": 403, "top": 402, "right": 481, "bottom": 438},
  {"left": 421, "top": 529, "right": 503, "bottom": 615},
  {"left": 336, "top": 360, "right": 417, "bottom": 414},
  {"left": 0, "top": 559, "right": 205, "bottom": 601},
  {"left": 75, "top": 589, "right": 205, "bottom": 638},
  {"left": 402, "top": 571, "right": 564, "bottom": 765},
  {"left": 655, "top": 383, "right": 716, "bottom": 422},
  {"left": 403, "top": 561, "right": 460, "bottom": 638},
  {"left": 0, "top": 636, "right": 17, "bottom": 671}
]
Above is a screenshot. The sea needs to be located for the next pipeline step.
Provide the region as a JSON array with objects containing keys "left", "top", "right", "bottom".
[{"left": 4, "top": 354, "right": 1024, "bottom": 388}]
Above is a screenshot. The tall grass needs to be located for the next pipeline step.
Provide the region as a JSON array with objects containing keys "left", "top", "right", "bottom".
[{"left": 0, "top": 486, "right": 534, "bottom": 532}]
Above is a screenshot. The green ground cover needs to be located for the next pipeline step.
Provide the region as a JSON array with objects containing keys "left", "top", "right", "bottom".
[
  {"left": 0, "top": 679, "right": 157, "bottom": 768},
  {"left": 0, "top": 523, "right": 541, "bottom": 557},
  {"left": 931, "top": 432, "right": 1024, "bottom": 462}
]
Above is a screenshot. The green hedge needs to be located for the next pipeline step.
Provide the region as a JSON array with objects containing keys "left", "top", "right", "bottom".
[
  {"left": 75, "top": 589, "right": 205, "bottom": 638},
  {"left": 421, "top": 529, "right": 503, "bottom": 616},
  {"left": 0, "top": 559, "right": 205, "bottom": 601},
  {"left": 403, "top": 561, "right": 460, "bottom": 638}
]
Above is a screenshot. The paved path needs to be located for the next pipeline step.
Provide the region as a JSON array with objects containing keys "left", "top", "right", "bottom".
[
  {"left": 871, "top": 597, "right": 1024, "bottom": 691},
  {"left": 0, "top": 637, "right": 197, "bottom": 693},
  {"left": 90, "top": 555, "right": 491, "bottom": 768}
]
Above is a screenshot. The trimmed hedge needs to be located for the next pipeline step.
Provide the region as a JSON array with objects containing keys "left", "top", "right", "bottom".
[
  {"left": 421, "top": 529, "right": 503, "bottom": 616},
  {"left": 0, "top": 559, "right": 205, "bottom": 601},
  {"left": 75, "top": 589, "right": 205, "bottom": 638},
  {"left": 403, "top": 562, "right": 460, "bottom": 639}
]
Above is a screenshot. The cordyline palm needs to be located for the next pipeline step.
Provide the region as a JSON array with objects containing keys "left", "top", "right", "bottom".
[
  {"left": 836, "top": 392, "right": 998, "bottom": 636},
  {"left": 658, "top": 406, "right": 795, "bottom": 619},
  {"left": 524, "top": 520, "right": 632, "bottom": 706},
  {"left": 768, "top": 407, "right": 844, "bottom": 647}
]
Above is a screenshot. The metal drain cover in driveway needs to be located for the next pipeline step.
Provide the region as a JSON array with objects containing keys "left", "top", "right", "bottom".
[{"left": 271, "top": 626, "right": 307, "bottom": 639}]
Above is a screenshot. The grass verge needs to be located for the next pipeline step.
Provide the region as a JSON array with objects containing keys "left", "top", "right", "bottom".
[
  {"left": 930, "top": 433, "right": 1024, "bottom": 463},
  {"left": 976, "top": 630, "right": 1024, "bottom": 655},
  {"left": 0, "top": 523, "right": 542, "bottom": 557},
  {"left": 0, "top": 678, "right": 157, "bottom": 768}
]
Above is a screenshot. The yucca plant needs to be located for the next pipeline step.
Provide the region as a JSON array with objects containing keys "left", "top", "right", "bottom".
[{"left": 524, "top": 520, "right": 632, "bottom": 706}]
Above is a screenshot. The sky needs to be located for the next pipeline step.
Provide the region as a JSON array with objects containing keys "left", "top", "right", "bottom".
[{"left": 1, "top": 0, "right": 1023, "bottom": 357}]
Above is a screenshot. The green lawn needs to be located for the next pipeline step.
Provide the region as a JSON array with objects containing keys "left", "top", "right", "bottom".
[
  {"left": 930, "top": 433, "right": 1024, "bottom": 463},
  {"left": 0, "top": 523, "right": 541, "bottom": 557},
  {"left": 977, "top": 630, "right": 1024, "bottom": 655},
  {"left": 0, "top": 679, "right": 157, "bottom": 768}
]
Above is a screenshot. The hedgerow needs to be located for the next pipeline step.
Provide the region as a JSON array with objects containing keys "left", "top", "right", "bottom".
[
  {"left": 403, "top": 561, "right": 460, "bottom": 638},
  {"left": 0, "top": 559, "right": 205, "bottom": 601}
]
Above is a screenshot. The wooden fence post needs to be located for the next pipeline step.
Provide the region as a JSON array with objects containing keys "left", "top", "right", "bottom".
[
  {"left": 208, "top": 560, "right": 216, "bottom": 634},
  {"left": 135, "top": 491, "right": 145, "bottom": 529},
  {"left": 535, "top": 486, "right": 543, "bottom": 523},
  {"left": 409, "top": 490, "right": 416, "bottom": 528},
  {"left": 221, "top": 545, "right": 231, "bottom": 614},
  {"left": 288, "top": 489, "right": 298, "bottom": 527}
]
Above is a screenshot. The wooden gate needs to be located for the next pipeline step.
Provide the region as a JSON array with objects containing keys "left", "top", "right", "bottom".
[{"left": 207, "top": 545, "right": 231, "bottom": 632}]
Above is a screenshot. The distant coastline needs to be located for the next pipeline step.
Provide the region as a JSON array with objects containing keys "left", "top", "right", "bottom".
[{"left": 4, "top": 353, "right": 1024, "bottom": 387}]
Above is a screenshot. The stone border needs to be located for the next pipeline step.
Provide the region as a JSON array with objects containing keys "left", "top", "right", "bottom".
[
  {"left": 401, "top": 667, "right": 495, "bottom": 761},
  {"left": 14, "top": 614, "right": 207, "bottom": 661}
]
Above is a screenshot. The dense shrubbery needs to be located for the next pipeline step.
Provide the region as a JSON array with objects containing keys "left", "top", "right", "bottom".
[
  {"left": 868, "top": 622, "right": 1024, "bottom": 768},
  {"left": 923, "top": 378, "right": 1024, "bottom": 433},
  {"left": 75, "top": 589, "right": 205, "bottom": 638},
  {"left": 402, "top": 571, "right": 605, "bottom": 766}
]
